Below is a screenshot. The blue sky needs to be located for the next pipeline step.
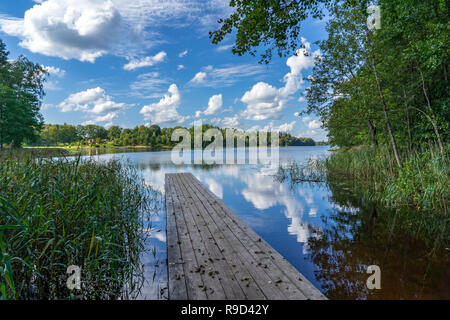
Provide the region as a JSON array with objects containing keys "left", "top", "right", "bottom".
[{"left": 0, "top": 0, "right": 328, "bottom": 141}]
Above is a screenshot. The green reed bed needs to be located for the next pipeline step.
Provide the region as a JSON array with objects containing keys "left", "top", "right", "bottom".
[
  {"left": 323, "top": 146, "right": 449, "bottom": 214},
  {"left": 0, "top": 155, "right": 151, "bottom": 299}
]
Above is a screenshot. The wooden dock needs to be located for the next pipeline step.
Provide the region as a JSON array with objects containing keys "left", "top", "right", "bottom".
[{"left": 165, "top": 173, "right": 327, "bottom": 300}]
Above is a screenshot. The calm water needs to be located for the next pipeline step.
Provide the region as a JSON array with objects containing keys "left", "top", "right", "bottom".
[{"left": 87, "top": 146, "right": 449, "bottom": 300}]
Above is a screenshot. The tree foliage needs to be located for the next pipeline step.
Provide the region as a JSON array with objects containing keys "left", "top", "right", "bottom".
[
  {"left": 210, "top": 0, "right": 328, "bottom": 63},
  {"left": 0, "top": 39, "right": 46, "bottom": 148},
  {"left": 306, "top": 0, "right": 449, "bottom": 165},
  {"left": 33, "top": 123, "right": 317, "bottom": 148}
]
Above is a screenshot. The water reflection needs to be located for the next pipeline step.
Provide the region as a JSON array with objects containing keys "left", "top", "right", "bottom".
[{"left": 87, "top": 146, "right": 448, "bottom": 300}]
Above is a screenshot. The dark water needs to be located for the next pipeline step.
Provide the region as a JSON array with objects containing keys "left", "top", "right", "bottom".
[{"left": 89, "top": 147, "right": 449, "bottom": 300}]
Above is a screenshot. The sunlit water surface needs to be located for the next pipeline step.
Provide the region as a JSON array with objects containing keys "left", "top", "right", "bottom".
[{"left": 85, "top": 146, "right": 448, "bottom": 300}]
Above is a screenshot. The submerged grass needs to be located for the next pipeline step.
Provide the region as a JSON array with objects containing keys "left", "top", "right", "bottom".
[{"left": 0, "top": 153, "right": 151, "bottom": 299}]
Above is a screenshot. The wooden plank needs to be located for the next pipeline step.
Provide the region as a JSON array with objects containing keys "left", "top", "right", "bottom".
[
  {"left": 186, "top": 173, "right": 326, "bottom": 300},
  {"left": 171, "top": 174, "right": 227, "bottom": 299},
  {"left": 165, "top": 173, "right": 327, "bottom": 300},
  {"left": 175, "top": 173, "right": 247, "bottom": 299},
  {"left": 166, "top": 174, "right": 207, "bottom": 300},
  {"left": 165, "top": 175, "right": 188, "bottom": 300}
]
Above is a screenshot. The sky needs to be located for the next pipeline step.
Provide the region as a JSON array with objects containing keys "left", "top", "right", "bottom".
[{"left": 0, "top": 0, "right": 328, "bottom": 141}]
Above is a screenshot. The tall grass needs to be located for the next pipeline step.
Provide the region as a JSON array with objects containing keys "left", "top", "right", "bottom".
[
  {"left": 324, "top": 146, "right": 449, "bottom": 214},
  {"left": 0, "top": 154, "right": 151, "bottom": 299}
]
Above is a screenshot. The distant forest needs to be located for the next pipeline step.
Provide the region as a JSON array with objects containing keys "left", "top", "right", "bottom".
[{"left": 31, "top": 123, "right": 318, "bottom": 149}]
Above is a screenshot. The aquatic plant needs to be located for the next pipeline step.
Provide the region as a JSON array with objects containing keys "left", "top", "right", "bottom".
[{"left": 0, "top": 155, "right": 151, "bottom": 299}]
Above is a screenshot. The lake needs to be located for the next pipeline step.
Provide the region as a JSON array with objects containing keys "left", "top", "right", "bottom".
[{"left": 87, "top": 146, "right": 448, "bottom": 300}]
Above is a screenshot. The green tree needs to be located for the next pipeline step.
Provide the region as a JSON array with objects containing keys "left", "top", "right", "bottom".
[
  {"left": 108, "top": 125, "right": 122, "bottom": 141},
  {"left": 0, "top": 39, "right": 46, "bottom": 148},
  {"left": 210, "top": 0, "right": 328, "bottom": 63}
]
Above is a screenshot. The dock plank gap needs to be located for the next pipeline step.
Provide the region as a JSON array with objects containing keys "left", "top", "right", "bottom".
[{"left": 165, "top": 173, "right": 327, "bottom": 300}]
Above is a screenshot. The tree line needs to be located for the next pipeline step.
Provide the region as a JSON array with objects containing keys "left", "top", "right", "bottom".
[{"left": 32, "top": 123, "right": 316, "bottom": 149}]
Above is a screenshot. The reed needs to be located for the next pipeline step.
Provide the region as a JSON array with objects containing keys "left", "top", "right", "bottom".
[
  {"left": 0, "top": 154, "right": 151, "bottom": 299},
  {"left": 323, "top": 146, "right": 449, "bottom": 214}
]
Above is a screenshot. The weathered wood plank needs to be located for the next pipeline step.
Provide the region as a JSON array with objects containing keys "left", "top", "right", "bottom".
[
  {"left": 165, "top": 173, "right": 327, "bottom": 300},
  {"left": 167, "top": 174, "right": 207, "bottom": 300},
  {"left": 165, "top": 175, "right": 188, "bottom": 300},
  {"left": 171, "top": 174, "right": 227, "bottom": 299}
]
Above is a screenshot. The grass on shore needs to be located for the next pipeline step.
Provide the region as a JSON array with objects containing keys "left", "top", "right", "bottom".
[
  {"left": 0, "top": 153, "right": 151, "bottom": 299},
  {"left": 324, "top": 146, "right": 449, "bottom": 214}
]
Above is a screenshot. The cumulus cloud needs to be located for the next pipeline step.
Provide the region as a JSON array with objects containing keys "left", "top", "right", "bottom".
[
  {"left": 177, "top": 64, "right": 185, "bottom": 70},
  {"left": 240, "top": 38, "right": 320, "bottom": 121},
  {"left": 59, "top": 87, "right": 129, "bottom": 126},
  {"left": 0, "top": 0, "right": 231, "bottom": 62},
  {"left": 241, "top": 82, "right": 284, "bottom": 121},
  {"left": 0, "top": 0, "right": 122, "bottom": 62},
  {"left": 140, "top": 84, "right": 187, "bottom": 124},
  {"left": 123, "top": 51, "right": 167, "bottom": 70},
  {"left": 195, "top": 94, "right": 222, "bottom": 117}
]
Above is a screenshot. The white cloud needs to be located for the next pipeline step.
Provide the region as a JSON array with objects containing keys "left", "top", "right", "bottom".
[
  {"left": 0, "top": 0, "right": 121, "bottom": 62},
  {"left": 123, "top": 51, "right": 167, "bottom": 70},
  {"left": 177, "top": 64, "right": 185, "bottom": 70},
  {"left": 216, "top": 44, "right": 233, "bottom": 52},
  {"left": 274, "top": 121, "right": 296, "bottom": 133},
  {"left": 252, "top": 121, "right": 296, "bottom": 133},
  {"left": 240, "top": 38, "right": 319, "bottom": 121},
  {"left": 241, "top": 82, "right": 284, "bottom": 121},
  {"left": 178, "top": 50, "right": 188, "bottom": 58},
  {"left": 189, "top": 71, "right": 207, "bottom": 85},
  {"left": 0, "top": 0, "right": 231, "bottom": 62},
  {"left": 42, "top": 65, "right": 65, "bottom": 78},
  {"left": 140, "top": 84, "right": 187, "bottom": 124},
  {"left": 211, "top": 114, "right": 240, "bottom": 128},
  {"left": 129, "top": 72, "right": 170, "bottom": 98},
  {"left": 195, "top": 94, "right": 223, "bottom": 117},
  {"left": 308, "top": 119, "right": 322, "bottom": 129},
  {"left": 188, "top": 64, "right": 266, "bottom": 87},
  {"left": 59, "top": 87, "right": 129, "bottom": 126},
  {"left": 299, "top": 115, "right": 322, "bottom": 129}
]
